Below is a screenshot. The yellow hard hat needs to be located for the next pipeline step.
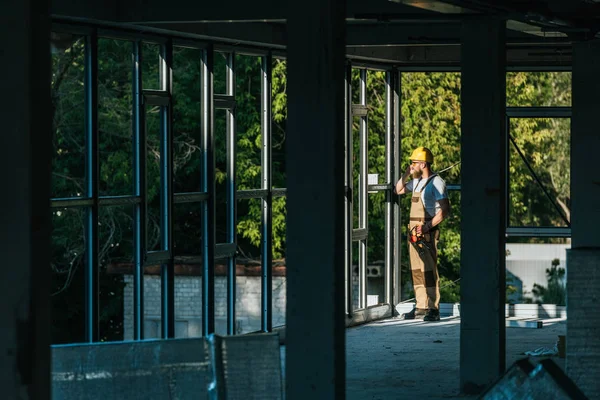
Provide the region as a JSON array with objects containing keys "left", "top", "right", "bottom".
[{"left": 409, "top": 146, "right": 434, "bottom": 163}]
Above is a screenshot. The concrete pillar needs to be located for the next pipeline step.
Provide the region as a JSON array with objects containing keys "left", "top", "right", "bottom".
[
  {"left": 285, "top": 0, "right": 346, "bottom": 398},
  {"left": 0, "top": 0, "right": 52, "bottom": 398},
  {"left": 459, "top": 18, "right": 506, "bottom": 394},
  {"left": 567, "top": 39, "right": 600, "bottom": 399}
]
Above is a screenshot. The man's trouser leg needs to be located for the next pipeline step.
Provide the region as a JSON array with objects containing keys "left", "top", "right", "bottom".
[{"left": 408, "top": 230, "right": 440, "bottom": 310}]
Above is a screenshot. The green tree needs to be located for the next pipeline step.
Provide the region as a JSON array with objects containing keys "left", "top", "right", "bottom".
[
  {"left": 50, "top": 32, "right": 572, "bottom": 343},
  {"left": 531, "top": 258, "right": 566, "bottom": 306}
]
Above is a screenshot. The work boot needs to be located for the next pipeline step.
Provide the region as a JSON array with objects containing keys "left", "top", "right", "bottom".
[
  {"left": 400, "top": 308, "right": 427, "bottom": 320},
  {"left": 423, "top": 309, "right": 440, "bottom": 322}
]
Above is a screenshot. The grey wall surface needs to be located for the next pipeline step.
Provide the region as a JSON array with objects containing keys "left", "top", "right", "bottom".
[{"left": 52, "top": 339, "right": 211, "bottom": 400}]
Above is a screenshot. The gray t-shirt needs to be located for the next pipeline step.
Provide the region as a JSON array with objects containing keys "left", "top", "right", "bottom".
[{"left": 405, "top": 174, "right": 448, "bottom": 217}]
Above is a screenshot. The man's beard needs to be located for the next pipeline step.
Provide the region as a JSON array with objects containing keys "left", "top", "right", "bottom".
[{"left": 412, "top": 170, "right": 423, "bottom": 179}]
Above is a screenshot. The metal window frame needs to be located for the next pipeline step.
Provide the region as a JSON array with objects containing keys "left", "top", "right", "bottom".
[
  {"left": 261, "top": 53, "right": 274, "bottom": 332},
  {"left": 201, "top": 45, "right": 216, "bottom": 336},
  {"left": 132, "top": 40, "right": 145, "bottom": 340},
  {"left": 392, "top": 68, "right": 402, "bottom": 307},
  {"left": 84, "top": 32, "right": 99, "bottom": 343},
  {"left": 384, "top": 70, "right": 395, "bottom": 306},
  {"left": 225, "top": 52, "right": 237, "bottom": 335},
  {"left": 344, "top": 63, "right": 353, "bottom": 316},
  {"left": 53, "top": 21, "right": 579, "bottom": 344},
  {"left": 347, "top": 67, "right": 370, "bottom": 311},
  {"left": 504, "top": 106, "right": 572, "bottom": 238}
]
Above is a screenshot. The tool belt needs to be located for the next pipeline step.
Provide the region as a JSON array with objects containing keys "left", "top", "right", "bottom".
[
  {"left": 408, "top": 217, "right": 439, "bottom": 231},
  {"left": 408, "top": 226, "right": 432, "bottom": 257}
]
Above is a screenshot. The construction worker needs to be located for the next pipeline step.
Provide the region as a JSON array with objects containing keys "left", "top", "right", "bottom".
[{"left": 394, "top": 146, "right": 451, "bottom": 322}]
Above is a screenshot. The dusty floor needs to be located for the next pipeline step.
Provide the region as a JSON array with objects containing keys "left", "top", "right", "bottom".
[
  {"left": 345, "top": 316, "right": 566, "bottom": 400},
  {"left": 281, "top": 316, "right": 566, "bottom": 400}
]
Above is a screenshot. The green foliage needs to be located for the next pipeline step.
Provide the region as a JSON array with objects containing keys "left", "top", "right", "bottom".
[
  {"left": 531, "top": 258, "right": 566, "bottom": 306},
  {"left": 50, "top": 34, "right": 571, "bottom": 343},
  {"left": 439, "top": 276, "right": 461, "bottom": 303},
  {"left": 507, "top": 72, "right": 572, "bottom": 231},
  {"left": 400, "top": 73, "right": 462, "bottom": 298}
]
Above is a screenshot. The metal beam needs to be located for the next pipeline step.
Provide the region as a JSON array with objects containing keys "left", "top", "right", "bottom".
[
  {"left": 51, "top": 0, "right": 118, "bottom": 20},
  {"left": 346, "top": 44, "right": 572, "bottom": 66},
  {"left": 52, "top": 0, "right": 425, "bottom": 23},
  {"left": 143, "top": 22, "right": 287, "bottom": 47},
  {"left": 345, "top": 22, "right": 572, "bottom": 47}
]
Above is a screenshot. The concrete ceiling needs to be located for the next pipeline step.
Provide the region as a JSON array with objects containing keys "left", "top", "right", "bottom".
[
  {"left": 394, "top": 0, "right": 600, "bottom": 39},
  {"left": 50, "top": 0, "right": 589, "bottom": 66}
]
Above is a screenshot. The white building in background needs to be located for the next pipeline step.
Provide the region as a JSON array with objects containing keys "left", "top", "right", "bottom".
[{"left": 505, "top": 243, "right": 570, "bottom": 303}]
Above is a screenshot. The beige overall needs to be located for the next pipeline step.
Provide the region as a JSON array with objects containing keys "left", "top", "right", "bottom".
[{"left": 408, "top": 177, "right": 441, "bottom": 311}]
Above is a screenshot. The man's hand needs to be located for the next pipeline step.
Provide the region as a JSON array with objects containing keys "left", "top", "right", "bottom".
[
  {"left": 394, "top": 165, "right": 413, "bottom": 195},
  {"left": 416, "top": 222, "right": 430, "bottom": 235}
]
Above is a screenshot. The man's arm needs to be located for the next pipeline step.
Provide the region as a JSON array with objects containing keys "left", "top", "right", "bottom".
[
  {"left": 422, "top": 198, "right": 450, "bottom": 233},
  {"left": 394, "top": 165, "right": 412, "bottom": 195}
]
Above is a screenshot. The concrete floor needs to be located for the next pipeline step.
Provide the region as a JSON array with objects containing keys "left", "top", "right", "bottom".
[
  {"left": 345, "top": 316, "right": 566, "bottom": 400},
  {"left": 281, "top": 316, "right": 566, "bottom": 399}
]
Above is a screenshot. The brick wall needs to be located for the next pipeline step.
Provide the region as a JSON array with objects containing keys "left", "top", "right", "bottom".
[
  {"left": 122, "top": 269, "right": 383, "bottom": 339},
  {"left": 123, "top": 275, "right": 287, "bottom": 339}
]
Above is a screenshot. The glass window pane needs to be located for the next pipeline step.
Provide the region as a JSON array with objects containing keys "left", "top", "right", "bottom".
[
  {"left": 367, "top": 70, "right": 386, "bottom": 180},
  {"left": 173, "top": 202, "right": 202, "bottom": 338},
  {"left": 352, "top": 241, "right": 359, "bottom": 309},
  {"left": 508, "top": 117, "right": 570, "bottom": 228},
  {"left": 505, "top": 236, "right": 568, "bottom": 367},
  {"left": 400, "top": 72, "right": 462, "bottom": 304},
  {"left": 272, "top": 58, "right": 287, "bottom": 189},
  {"left": 51, "top": 34, "right": 86, "bottom": 198},
  {"left": 507, "top": 71, "right": 572, "bottom": 107},
  {"left": 235, "top": 54, "right": 262, "bottom": 190},
  {"left": 98, "top": 38, "right": 134, "bottom": 196},
  {"left": 272, "top": 196, "right": 286, "bottom": 328},
  {"left": 505, "top": 236, "right": 569, "bottom": 305},
  {"left": 401, "top": 72, "right": 462, "bottom": 187},
  {"left": 173, "top": 46, "right": 202, "bottom": 193},
  {"left": 173, "top": 202, "right": 203, "bottom": 256},
  {"left": 236, "top": 198, "right": 262, "bottom": 334},
  {"left": 99, "top": 205, "right": 134, "bottom": 342},
  {"left": 214, "top": 52, "right": 228, "bottom": 95},
  {"left": 352, "top": 115, "right": 361, "bottom": 230},
  {"left": 351, "top": 68, "right": 361, "bottom": 105},
  {"left": 142, "top": 42, "right": 161, "bottom": 90},
  {"left": 215, "top": 108, "right": 229, "bottom": 244},
  {"left": 367, "top": 191, "right": 385, "bottom": 306},
  {"left": 438, "top": 191, "right": 461, "bottom": 303},
  {"left": 51, "top": 207, "right": 86, "bottom": 344},
  {"left": 146, "top": 104, "right": 163, "bottom": 251}
]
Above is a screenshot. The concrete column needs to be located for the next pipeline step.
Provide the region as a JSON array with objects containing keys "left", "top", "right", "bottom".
[
  {"left": 567, "top": 39, "right": 600, "bottom": 399},
  {"left": 459, "top": 18, "right": 506, "bottom": 394},
  {"left": 286, "top": 0, "right": 346, "bottom": 399},
  {"left": 0, "top": 0, "right": 52, "bottom": 398},
  {"left": 571, "top": 40, "right": 600, "bottom": 248}
]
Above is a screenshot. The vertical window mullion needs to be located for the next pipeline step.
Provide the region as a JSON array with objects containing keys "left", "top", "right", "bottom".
[
  {"left": 359, "top": 68, "right": 368, "bottom": 310},
  {"left": 226, "top": 53, "right": 237, "bottom": 335},
  {"left": 261, "top": 53, "right": 273, "bottom": 332},
  {"left": 84, "top": 31, "right": 99, "bottom": 343},
  {"left": 345, "top": 62, "right": 353, "bottom": 316},
  {"left": 201, "top": 46, "right": 216, "bottom": 336},
  {"left": 384, "top": 70, "right": 394, "bottom": 306},
  {"left": 392, "top": 68, "right": 402, "bottom": 306},
  {"left": 160, "top": 41, "right": 175, "bottom": 339},
  {"left": 132, "top": 40, "right": 146, "bottom": 340}
]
